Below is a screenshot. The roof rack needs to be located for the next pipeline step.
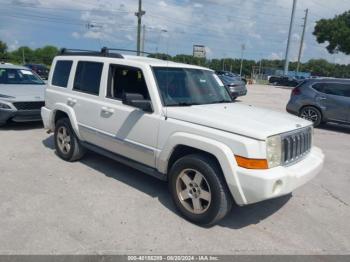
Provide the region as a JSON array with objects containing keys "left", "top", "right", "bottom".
[
  {"left": 59, "top": 48, "right": 124, "bottom": 59},
  {"left": 106, "top": 48, "right": 153, "bottom": 56}
]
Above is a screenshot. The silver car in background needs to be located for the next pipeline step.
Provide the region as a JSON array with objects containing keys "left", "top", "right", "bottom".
[
  {"left": 0, "top": 63, "right": 46, "bottom": 127},
  {"left": 217, "top": 74, "right": 247, "bottom": 100},
  {"left": 286, "top": 78, "right": 350, "bottom": 127}
]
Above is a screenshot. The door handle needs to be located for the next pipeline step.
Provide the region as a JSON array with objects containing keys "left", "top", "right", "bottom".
[
  {"left": 318, "top": 97, "right": 327, "bottom": 101},
  {"left": 101, "top": 107, "right": 114, "bottom": 114},
  {"left": 67, "top": 98, "right": 77, "bottom": 106}
]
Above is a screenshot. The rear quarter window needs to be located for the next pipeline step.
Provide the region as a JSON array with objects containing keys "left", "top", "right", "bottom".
[
  {"left": 311, "top": 83, "right": 324, "bottom": 92},
  {"left": 52, "top": 60, "right": 73, "bottom": 88}
]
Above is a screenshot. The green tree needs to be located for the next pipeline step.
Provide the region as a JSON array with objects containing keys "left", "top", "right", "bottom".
[
  {"left": 8, "top": 46, "right": 34, "bottom": 64},
  {"left": 0, "top": 40, "right": 8, "bottom": 59},
  {"left": 34, "top": 45, "right": 59, "bottom": 65},
  {"left": 313, "top": 11, "right": 350, "bottom": 55}
]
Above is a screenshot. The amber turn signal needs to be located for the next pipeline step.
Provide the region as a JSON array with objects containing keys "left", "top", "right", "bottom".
[{"left": 235, "top": 155, "right": 269, "bottom": 170}]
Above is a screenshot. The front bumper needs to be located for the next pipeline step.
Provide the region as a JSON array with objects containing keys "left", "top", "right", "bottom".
[
  {"left": 232, "top": 147, "right": 324, "bottom": 205},
  {"left": 0, "top": 108, "right": 42, "bottom": 124}
]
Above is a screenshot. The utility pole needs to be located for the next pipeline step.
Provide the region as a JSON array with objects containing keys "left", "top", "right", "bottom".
[
  {"left": 284, "top": 0, "right": 297, "bottom": 76},
  {"left": 258, "top": 59, "right": 262, "bottom": 80},
  {"left": 135, "top": 0, "right": 145, "bottom": 56},
  {"left": 22, "top": 48, "right": 25, "bottom": 64},
  {"left": 239, "top": 44, "right": 245, "bottom": 76},
  {"left": 141, "top": 24, "right": 146, "bottom": 56},
  {"left": 297, "top": 8, "right": 308, "bottom": 74}
]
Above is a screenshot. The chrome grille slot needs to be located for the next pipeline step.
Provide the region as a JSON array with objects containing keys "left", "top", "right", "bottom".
[{"left": 282, "top": 127, "right": 312, "bottom": 165}]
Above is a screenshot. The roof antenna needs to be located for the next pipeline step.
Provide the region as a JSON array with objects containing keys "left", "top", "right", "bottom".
[{"left": 101, "top": 47, "right": 108, "bottom": 56}]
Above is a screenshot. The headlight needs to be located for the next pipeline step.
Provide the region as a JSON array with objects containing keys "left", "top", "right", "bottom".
[
  {"left": 266, "top": 135, "right": 282, "bottom": 168},
  {"left": 0, "top": 102, "right": 11, "bottom": 109}
]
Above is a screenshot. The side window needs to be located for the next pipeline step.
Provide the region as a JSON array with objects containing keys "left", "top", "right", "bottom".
[
  {"left": 52, "top": 60, "right": 73, "bottom": 88},
  {"left": 73, "top": 61, "right": 103, "bottom": 95},
  {"left": 107, "top": 65, "right": 150, "bottom": 100},
  {"left": 312, "top": 83, "right": 324, "bottom": 93},
  {"left": 323, "top": 83, "right": 350, "bottom": 98}
]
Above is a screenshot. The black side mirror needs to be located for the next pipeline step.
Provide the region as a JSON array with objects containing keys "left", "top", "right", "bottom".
[{"left": 122, "top": 93, "right": 153, "bottom": 113}]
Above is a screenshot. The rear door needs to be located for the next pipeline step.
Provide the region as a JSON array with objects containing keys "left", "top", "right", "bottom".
[
  {"left": 69, "top": 60, "right": 106, "bottom": 145},
  {"left": 317, "top": 82, "right": 350, "bottom": 122}
]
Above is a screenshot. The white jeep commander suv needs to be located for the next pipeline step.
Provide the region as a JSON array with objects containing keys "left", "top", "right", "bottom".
[{"left": 41, "top": 48, "right": 324, "bottom": 226}]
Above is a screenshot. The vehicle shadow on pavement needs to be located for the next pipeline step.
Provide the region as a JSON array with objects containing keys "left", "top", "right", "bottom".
[
  {"left": 0, "top": 122, "right": 43, "bottom": 131},
  {"left": 318, "top": 123, "right": 350, "bottom": 134},
  {"left": 42, "top": 135, "right": 291, "bottom": 229},
  {"left": 218, "top": 195, "right": 291, "bottom": 229}
]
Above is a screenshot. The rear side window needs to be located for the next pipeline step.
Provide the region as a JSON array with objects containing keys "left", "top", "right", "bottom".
[
  {"left": 73, "top": 61, "right": 103, "bottom": 95},
  {"left": 52, "top": 60, "right": 73, "bottom": 87},
  {"left": 312, "top": 83, "right": 324, "bottom": 92},
  {"left": 323, "top": 83, "right": 350, "bottom": 98}
]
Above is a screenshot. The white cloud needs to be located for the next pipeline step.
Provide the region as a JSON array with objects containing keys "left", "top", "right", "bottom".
[
  {"left": 11, "top": 0, "right": 40, "bottom": 6},
  {"left": 71, "top": 32, "right": 80, "bottom": 39},
  {"left": 269, "top": 52, "right": 283, "bottom": 60},
  {"left": 8, "top": 40, "right": 19, "bottom": 51},
  {"left": 1, "top": 0, "right": 349, "bottom": 64},
  {"left": 193, "top": 3, "right": 203, "bottom": 8},
  {"left": 158, "top": 1, "right": 167, "bottom": 8}
]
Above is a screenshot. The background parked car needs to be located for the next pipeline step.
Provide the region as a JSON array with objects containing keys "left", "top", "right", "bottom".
[
  {"left": 269, "top": 76, "right": 301, "bottom": 87},
  {"left": 216, "top": 70, "right": 247, "bottom": 84},
  {"left": 24, "top": 64, "right": 50, "bottom": 80},
  {"left": 0, "top": 64, "right": 46, "bottom": 126},
  {"left": 286, "top": 78, "right": 350, "bottom": 127},
  {"left": 217, "top": 74, "right": 247, "bottom": 100}
]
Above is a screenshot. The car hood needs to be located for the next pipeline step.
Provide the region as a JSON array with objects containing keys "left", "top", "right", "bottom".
[
  {"left": 166, "top": 103, "right": 311, "bottom": 140},
  {"left": 0, "top": 84, "right": 45, "bottom": 101}
]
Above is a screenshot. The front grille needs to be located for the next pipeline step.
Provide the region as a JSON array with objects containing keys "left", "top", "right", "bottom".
[
  {"left": 13, "top": 101, "right": 45, "bottom": 110},
  {"left": 282, "top": 127, "right": 312, "bottom": 165}
]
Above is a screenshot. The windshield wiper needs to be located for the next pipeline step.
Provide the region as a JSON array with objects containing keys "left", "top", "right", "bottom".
[
  {"left": 208, "top": 100, "right": 233, "bottom": 104},
  {"left": 167, "top": 102, "right": 200, "bottom": 107}
]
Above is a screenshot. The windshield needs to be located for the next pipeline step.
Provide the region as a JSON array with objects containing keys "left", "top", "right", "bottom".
[
  {"left": 153, "top": 67, "right": 232, "bottom": 106},
  {"left": 0, "top": 68, "right": 45, "bottom": 85}
]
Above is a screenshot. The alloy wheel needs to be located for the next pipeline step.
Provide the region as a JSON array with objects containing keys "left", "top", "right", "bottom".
[
  {"left": 57, "top": 126, "right": 71, "bottom": 154},
  {"left": 300, "top": 108, "right": 319, "bottom": 123},
  {"left": 176, "top": 169, "right": 212, "bottom": 215}
]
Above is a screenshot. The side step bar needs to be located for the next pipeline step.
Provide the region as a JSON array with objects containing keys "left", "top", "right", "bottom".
[{"left": 81, "top": 142, "right": 167, "bottom": 181}]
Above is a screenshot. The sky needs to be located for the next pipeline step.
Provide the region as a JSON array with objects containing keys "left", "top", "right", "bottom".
[{"left": 0, "top": 0, "right": 349, "bottom": 64}]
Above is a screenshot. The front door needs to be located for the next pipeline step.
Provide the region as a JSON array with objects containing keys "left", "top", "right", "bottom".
[{"left": 92, "top": 63, "right": 160, "bottom": 168}]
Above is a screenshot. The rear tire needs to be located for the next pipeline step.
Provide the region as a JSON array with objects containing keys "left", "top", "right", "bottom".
[
  {"left": 169, "top": 154, "right": 233, "bottom": 226},
  {"left": 300, "top": 106, "right": 322, "bottom": 127},
  {"left": 54, "top": 118, "right": 86, "bottom": 162}
]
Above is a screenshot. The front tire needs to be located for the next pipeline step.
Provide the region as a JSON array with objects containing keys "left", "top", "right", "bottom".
[
  {"left": 54, "top": 118, "right": 86, "bottom": 162},
  {"left": 300, "top": 106, "right": 322, "bottom": 127},
  {"left": 169, "top": 154, "right": 233, "bottom": 226}
]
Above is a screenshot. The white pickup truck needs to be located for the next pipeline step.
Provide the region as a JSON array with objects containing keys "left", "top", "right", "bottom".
[{"left": 41, "top": 48, "right": 324, "bottom": 226}]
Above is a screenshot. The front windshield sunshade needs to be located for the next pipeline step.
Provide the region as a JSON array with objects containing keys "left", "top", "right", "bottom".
[{"left": 153, "top": 67, "right": 232, "bottom": 106}]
